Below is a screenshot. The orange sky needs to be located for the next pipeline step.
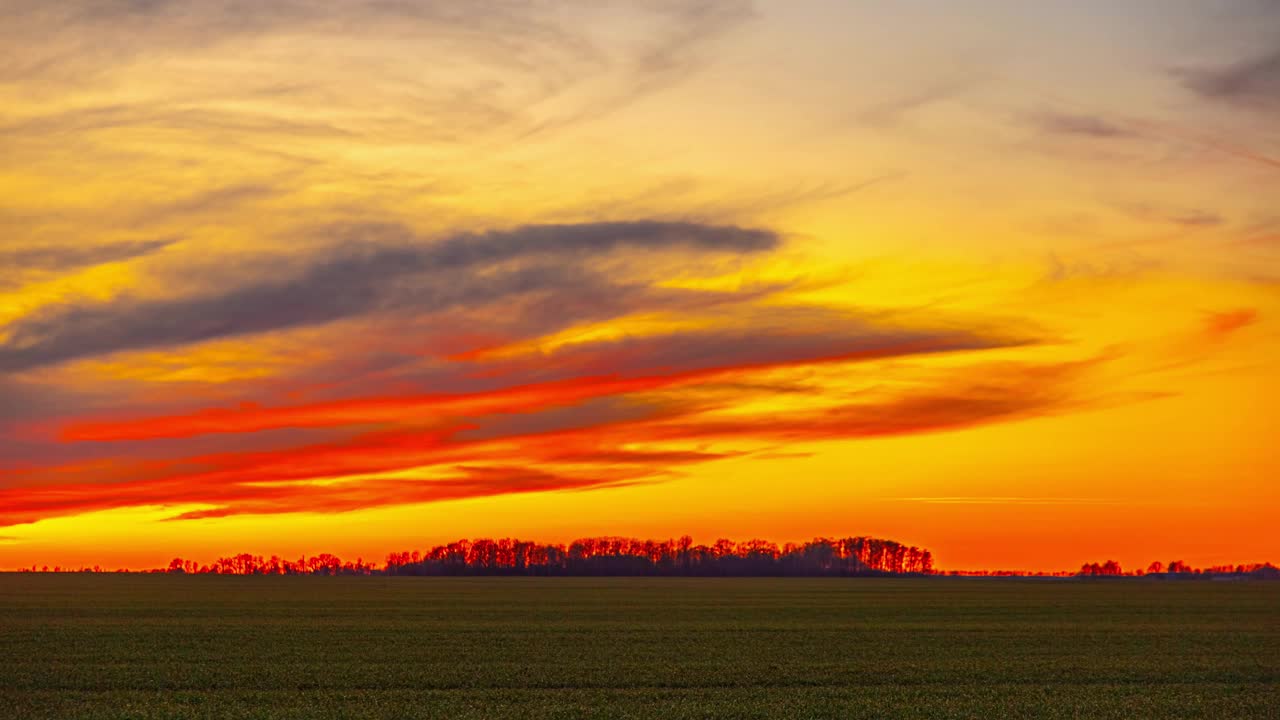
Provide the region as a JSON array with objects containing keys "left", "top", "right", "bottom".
[{"left": 1, "top": 1, "right": 1277, "bottom": 571}]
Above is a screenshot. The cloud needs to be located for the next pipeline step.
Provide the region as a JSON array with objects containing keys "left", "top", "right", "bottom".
[
  {"left": 479, "top": 318, "right": 1012, "bottom": 380},
  {"left": 57, "top": 321, "right": 1017, "bottom": 442},
  {"left": 0, "top": 105, "right": 353, "bottom": 143},
  {"left": 494, "top": 0, "right": 756, "bottom": 140},
  {"left": 0, "top": 237, "right": 177, "bottom": 280},
  {"left": 1, "top": 1, "right": 753, "bottom": 149},
  {"left": 853, "top": 75, "right": 976, "bottom": 128},
  {"left": 1107, "top": 203, "right": 1226, "bottom": 231},
  {"left": 141, "top": 184, "right": 272, "bottom": 216},
  {"left": 0, "top": 221, "right": 778, "bottom": 372},
  {"left": 890, "top": 496, "right": 1122, "bottom": 506},
  {"left": 0, "top": 353, "right": 1097, "bottom": 527},
  {"left": 0, "top": 1, "right": 572, "bottom": 85},
  {"left": 618, "top": 0, "right": 754, "bottom": 106},
  {"left": 56, "top": 375, "right": 682, "bottom": 442},
  {"left": 0, "top": 462, "right": 648, "bottom": 526},
  {"left": 1203, "top": 308, "right": 1258, "bottom": 339},
  {"left": 632, "top": 359, "right": 1091, "bottom": 445},
  {"left": 1180, "top": 49, "right": 1280, "bottom": 108},
  {"left": 161, "top": 465, "right": 647, "bottom": 521},
  {"left": 632, "top": 1, "right": 754, "bottom": 80},
  {"left": 1029, "top": 111, "right": 1135, "bottom": 139},
  {"left": 1168, "top": 211, "right": 1224, "bottom": 228}
]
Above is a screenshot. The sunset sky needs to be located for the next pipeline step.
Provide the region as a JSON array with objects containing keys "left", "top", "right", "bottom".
[{"left": 1, "top": 1, "right": 1277, "bottom": 571}]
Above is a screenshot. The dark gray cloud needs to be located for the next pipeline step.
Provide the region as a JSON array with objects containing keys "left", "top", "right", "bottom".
[
  {"left": 1180, "top": 49, "right": 1280, "bottom": 108},
  {"left": 458, "top": 396, "right": 674, "bottom": 443},
  {"left": 0, "top": 221, "right": 778, "bottom": 372},
  {"left": 0, "top": 238, "right": 177, "bottom": 287},
  {"left": 1169, "top": 210, "right": 1225, "bottom": 228},
  {"left": 478, "top": 316, "right": 1023, "bottom": 389},
  {"left": 410, "top": 220, "right": 776, "bottom": 261},
  {"left": 0, "top": 265, "right": 572, "bottom": 372},
  {"left": 1029, "top": 111, "right": 1134, "bottom": 139},
  {"left": 0, "top": 376, "right": 102, "bottom": 424}
]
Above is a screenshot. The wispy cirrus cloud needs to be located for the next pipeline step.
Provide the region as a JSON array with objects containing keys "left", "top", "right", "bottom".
[
  {"left": 1028, "top": 111, "right": 1135, "bottom": 139},
  {"left": 0, "top": 0, "right": 754, "bottom": 153},
  {"left": 0, "top": 1, "right": 581, "bottom": 87},
  {"left": 0, "top": 237, "right": 178, "bottom": 287},
  {"left": 1179, "top": 49, "right": 1280, "bottom": 109}
]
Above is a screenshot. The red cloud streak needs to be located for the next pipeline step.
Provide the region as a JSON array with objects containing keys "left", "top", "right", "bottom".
[
  {"left": 0, "top": 356, "right": 1089, "bottom": 527},
  {"left": 59, "top": 339, "right": 974, "bottom": 442}
]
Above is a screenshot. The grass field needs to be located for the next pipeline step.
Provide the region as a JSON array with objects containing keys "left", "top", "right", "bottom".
[{"left": 1, "top": 575, "right": 1277, "bottom": 719}]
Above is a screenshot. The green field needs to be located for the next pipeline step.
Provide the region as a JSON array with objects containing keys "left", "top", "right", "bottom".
[{"left": 1, "top": 575, "right": 1277, "bottom": 719}]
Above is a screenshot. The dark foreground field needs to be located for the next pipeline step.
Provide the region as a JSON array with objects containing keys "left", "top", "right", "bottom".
[{"left": 1, "top": 576, "right": 1277, "bottom": 719}]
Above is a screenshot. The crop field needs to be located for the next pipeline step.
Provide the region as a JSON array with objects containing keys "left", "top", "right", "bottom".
[{"left": 1, "top": 575, "right": 1277, "bottom": 719}]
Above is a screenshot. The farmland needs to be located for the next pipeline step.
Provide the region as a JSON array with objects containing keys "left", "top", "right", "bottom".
[{"left": 1, "top": 575, "right": 1277, "bottom": 719}]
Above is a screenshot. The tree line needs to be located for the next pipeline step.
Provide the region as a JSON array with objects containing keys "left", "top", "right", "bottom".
[
  {"left": 18, "top": 540, "right": 1275, "bottom": 578},
  {"left": 146, "top": 535, "right": 934, "bottom": 576},
  {"left": 1077, "top": 560, "right": 1279, "bottom": 579},
  {"left": 383, "top": 536, "right": 933, "bottom": 576}
]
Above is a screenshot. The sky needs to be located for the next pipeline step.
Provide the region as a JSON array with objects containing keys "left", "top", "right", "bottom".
[{"left": 1, "top": 0, "right": 1277, "bottom": 571}]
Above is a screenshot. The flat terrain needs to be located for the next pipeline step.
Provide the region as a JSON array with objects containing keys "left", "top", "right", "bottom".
[{"left": 1, "top": 575, "right": 1277, "bottom": 719}]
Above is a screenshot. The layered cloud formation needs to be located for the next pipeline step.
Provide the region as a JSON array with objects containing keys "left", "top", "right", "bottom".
[{"left": 1, "top": 215, "right": 1059, "bottom": 525}]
